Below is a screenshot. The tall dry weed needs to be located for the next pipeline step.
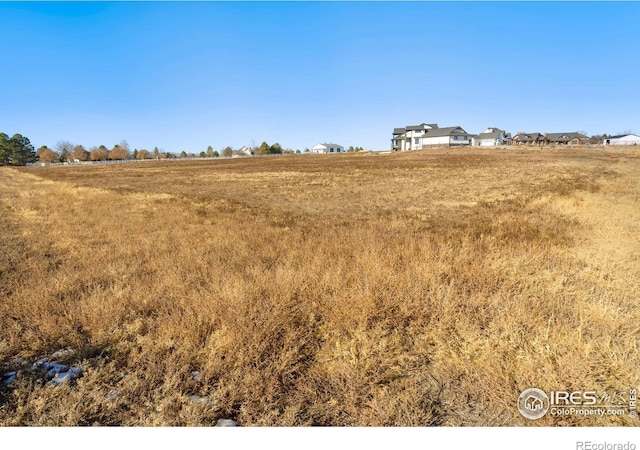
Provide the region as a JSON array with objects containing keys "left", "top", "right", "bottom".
[{"left": 1, "top": 148, "right": 638, "bottom": 425}]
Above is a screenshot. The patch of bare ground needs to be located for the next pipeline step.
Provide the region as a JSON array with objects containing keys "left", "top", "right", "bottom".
[{"left": 0, "top": 147, "right": 638, "bottom": 426}]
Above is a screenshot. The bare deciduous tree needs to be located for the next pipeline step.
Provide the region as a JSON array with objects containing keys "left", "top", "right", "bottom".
[{"left": 56, "top": 140, "right": 74, "bottom": 162}]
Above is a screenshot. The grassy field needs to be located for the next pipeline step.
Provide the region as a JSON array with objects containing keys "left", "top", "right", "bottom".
[{"left": 1, "top": 147, "right": 638, "bottom": 426}]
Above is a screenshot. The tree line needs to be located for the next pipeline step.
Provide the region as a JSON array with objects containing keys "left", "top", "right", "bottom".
[
  {"left": 1, "top": 131, "right": 368, "bottom": 167},
  {"left": 32, "top": 140, "right": 298, "bottom": 162},
  {"left": 35, "top": 140, "right": 173, "bottom": 163}
]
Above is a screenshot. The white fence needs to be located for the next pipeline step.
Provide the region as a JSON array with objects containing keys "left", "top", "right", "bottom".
[{"left": 27, "top": 153, "right": 294, "bottom": 167}]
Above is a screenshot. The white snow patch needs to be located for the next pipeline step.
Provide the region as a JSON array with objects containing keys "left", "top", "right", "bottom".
[
  {"left": 216, "top": 419, "right": 238, "bottom": 427},
  {"left": 189, "top": 395, "right": 213, "bottom": 405},
  {"left": 48, "top": 366, "right": 83, "bottom": 386},
  {"left": 105, "top": 390, "right": 120, "bottom": 401}
]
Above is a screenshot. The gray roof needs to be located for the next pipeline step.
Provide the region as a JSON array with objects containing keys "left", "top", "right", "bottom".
[
  {"left": 545, "top": 132, "right": 587, "bottom": 142},
  {"left": 513, "top": 132, "right": 543, "bottom": 141},
  {"left": 422, "top": 126, "right": 470, "bottom": 138},
  {"left": 315, "top": 143, "right": 343, "bottom": 147},
  {"left": 477, "top": 130, "right": 511, "bottom": 140},
  {"left": 405, "top": 123, "right": 438, "bottom": 131},
  {"left": 393, "top": 128, "right": 406, "bottom": 134}
]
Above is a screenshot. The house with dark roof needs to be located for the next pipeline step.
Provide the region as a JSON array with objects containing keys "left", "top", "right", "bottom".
[
  {"left": 391, "top": 123, "right": 472, "bottom": 151},
  {"left": 512, "top": 132, "right": 544, "bottom": 146},
  {"left": 391, "top": 123, "right": 438, "bottom": 151},
  {"left": 472, "top": 127, "right": 512, "bottom": 147},
  {"left": 391, "top": 128, "right": 407, "bottom": 152},
  {"left": 543, "top": 132, "right": 588, "bottom": 146}
]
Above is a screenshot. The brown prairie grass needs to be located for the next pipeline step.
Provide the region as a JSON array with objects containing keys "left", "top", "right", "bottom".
[{"left": 0, "top": 147, "right": 639, "bottom": 426}]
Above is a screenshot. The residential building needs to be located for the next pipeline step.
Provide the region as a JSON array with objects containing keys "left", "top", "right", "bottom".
[
  {"left": 544, "top": 132, "right": 589, "bottom": 146},
  {"left": 311, "top": 143, "right": 344, "bottom": 154},
  {"left": 391, "top": 123, "right": 439, "bottom": 151},
  {"left": 603, "top": 134, "right": 640, "bottom": 146},
  {"left": 512, "top": 132, "right": 544, "bottom": 146},
  {"left": 391, "top": 123, "right": 472, "bottom": 151},
  {"left": 472, "top": 127, "right": 512, "bottom": 147}
]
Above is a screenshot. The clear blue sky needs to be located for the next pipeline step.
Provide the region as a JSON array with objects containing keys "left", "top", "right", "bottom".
[{"left": 1, "top": 1, "right": 639, "bottom": 153}]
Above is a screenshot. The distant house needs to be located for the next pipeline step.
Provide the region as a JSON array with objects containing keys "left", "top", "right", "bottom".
[
  {"left": 421, "top": 126, "right": 473, "bottom": 147},
  {"left": 391, "top": 123, "right": 438, "bottom": 151},
  {"left": 604, "top": 134, "right": 640, "bottom": 146},
  {"left": 238, "top": 146, "right": 253, "bottom": 156},
  {"left": 544, "top": 132, "right": 589, "bottom": 146},
  {"left": 391, "top": 123, "right": 472, "bottom": 151},
  {"left": 311, "top": 143, "right": 344, "bottom": 154},
  {"left": 472, "top": 127, "right": 512, "bottom": 147},
  {"left": 512, "top": 132, "right": 544, "bottom": 146}
]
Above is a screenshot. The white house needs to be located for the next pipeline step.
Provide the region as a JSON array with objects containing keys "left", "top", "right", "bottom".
[
  {"left": 391, "top": 123, "right": 439, "bottom": 151},
  {"left": 421, "top": 126, "right": 473, "bottom": 147},
  {"left": 472, "top": 127, "right": 512, "bottom": 147},
  {"left": 311, "top": 143, "right": 344, "bottom": 154},
  {"left": 391, "top": 123, "right": 472, "bottom": 150},
  {"left": 604, "top": 134, "right": 640, "bottom": 146},
  {"left": 238, "top": 146, "right": 253, "bottom": 156}
]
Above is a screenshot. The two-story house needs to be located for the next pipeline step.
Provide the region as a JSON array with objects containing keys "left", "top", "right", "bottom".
[
  {"left": 472, "top": 128, "right": 512, "bottom": 147},
  {"left": 391, "top": 123, "right": 472, "bottom": 151}
]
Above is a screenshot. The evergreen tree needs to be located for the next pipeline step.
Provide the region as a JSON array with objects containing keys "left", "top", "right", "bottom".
[
  {"left": 0, "top": 133, "right": 11, "bottom": 165},
  {"left": 269, "top": 143, "right": 283, "bottom": 154},
  {"left": 10, "top": 134, "right": 36, "bottom": 165},
  {"left": 258, "top": 142, "right": 270, "bottom": 155},
  {"left": 0, "top": 132, "right": 36, "bottom": 165}
]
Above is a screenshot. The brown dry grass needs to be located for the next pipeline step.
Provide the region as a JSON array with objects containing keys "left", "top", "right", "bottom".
[{"left": 0, "top": 147, "right": 638, "bottom": 426}]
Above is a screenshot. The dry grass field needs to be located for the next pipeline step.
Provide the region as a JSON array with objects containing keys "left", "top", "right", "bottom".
[{"left": 1, "top": 147, "right": 639, "bottom": 426}]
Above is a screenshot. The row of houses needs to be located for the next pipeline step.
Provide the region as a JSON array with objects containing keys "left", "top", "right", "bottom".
[
  {"left": 390, "top": 123, "right": 640, "bottom": 151},
  {"left": 232, "top": 143, "right": 347, "bottom": 156},
  {"left": 241, "top": 128, "right": 638, "bottom": 157},
  {"left": 508, "top": 131, "right": 640, "bottom": 146}
]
